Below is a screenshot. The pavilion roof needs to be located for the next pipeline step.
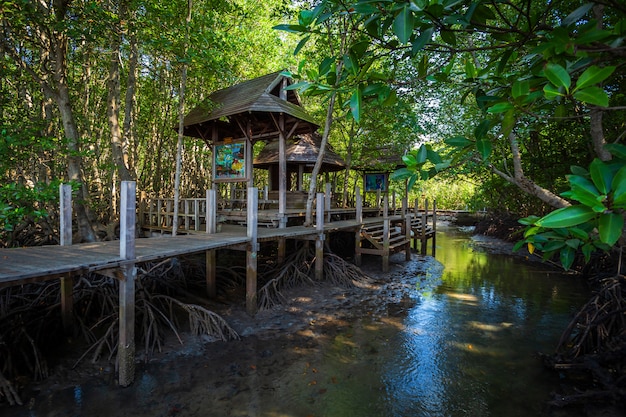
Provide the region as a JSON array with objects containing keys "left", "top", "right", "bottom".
[
  {"left": 181, "top": 71, "right": 319, "bottom": 144},
  {"left": 253, "top": 133, "right": 346, "bottom": 173}
]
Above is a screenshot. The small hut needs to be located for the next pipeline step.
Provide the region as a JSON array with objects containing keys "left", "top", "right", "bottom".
[{"left": 254, "top": 132, "right": 346, "bottom": 208}]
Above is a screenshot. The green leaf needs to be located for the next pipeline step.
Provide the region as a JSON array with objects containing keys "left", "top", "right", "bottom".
[
  {"left": 611, "top": 166, "right": 626, "bottom": 202},
  {"left": 402, "top": 153, "right": 417, "bottom": 167},
  {"left": 581, "top": 242, "right": 594, "bottom": 263},
  {"left": 487, "top": 102, "right": 513, "bottom": 113},
  {"left": 474, "top": 119, "right": 492, "bottom": 139},
  {"left": 476, "top": 139, "right": 492, "bottom": 161},
  {"left": 563, "top": 3, "right": 594, "bottom": 26},
  {"left": 391, "top": 167, "right": 414, "bottom": 181},
  {"left": 605, "top": 143, "right": 626, "bottom": 161},
  {"left": 569, "top": 227, "right": 589, "bottom": 241},
  {"left": 544, "top": 63, "right": 571, "bottom": 91},
  {"left": 598, "top": 212, "right": 623, "bottom": 246},
  {"left": 574, "top": 66, "right": 616, "bottom": 91},
  {"left": 543, "top": 83, "right": 564, "bottom": 100},
  {"left": 589, "top": 158, "right": 613, "bottom": 194},
  {"left": 560, "top": 247, "right": 576, "bottom": 270},
  {"left": 573, "top": 87, "right": 609, "bottom": 107},
  {"left": 445, "top": 136, "right": 471, "bottom": 148},
  {"left": 349, "top": 87, "right": 362, "bottom": 123},
  {"left": 273, "top": 24, "right": 307, "bottom": 33},
  {"left": 567, "top": 174, "right": 600, "bottom": 196},
  {"left": 412, "top": 27, "right": 434, "bottom": 55},
  {"left": 294, "top": 36, "right": 310, "bottom": 55},
  {"left": 535, "top": 205, "right": 597, "bottom": 228},
  {"left": 415, "top": 144, "right": 428, "bottom": 164},
  {"left": 512, "top": 80, "right": 529, "bottom": 99},
  {"left": 393, "top": 6, "right": 414, "bottom": 44},
  {"left": 440, "top": 29, "right": 456, "bottom": 46},
  {"left": 565, "top": 238, "right": 581, "bottom": 249},
  {"left": 519, "top": 215, "right": 541, "bottom": 226}
]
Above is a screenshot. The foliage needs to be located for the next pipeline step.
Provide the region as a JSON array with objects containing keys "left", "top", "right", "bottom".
[{"left": 516, "top": 145, "right": 626, "bottom": 270}]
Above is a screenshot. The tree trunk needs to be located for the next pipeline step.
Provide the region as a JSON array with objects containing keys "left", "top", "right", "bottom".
[
  {"left": 488, "top": 132, "right": 571, "bottom": 209},
  {"left": 107, "top": 21, "right": 135, "bottom": 182},
  {"left": 52, "top": 24, "right": 97, "bottom": 242}
]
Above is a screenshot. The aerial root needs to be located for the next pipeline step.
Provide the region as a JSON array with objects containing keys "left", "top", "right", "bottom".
[
  {"left": 544, "top": 274, "right": 626, "bottom": 408},
  {"left": 258, "top": 245, "right": 372, "bottom": 311},
  {"left": 0, "top": 370, "right": 22, "bottom": 406}
]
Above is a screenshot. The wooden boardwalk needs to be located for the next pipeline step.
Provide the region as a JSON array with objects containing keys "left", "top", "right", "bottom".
[{"left": 0, "top": 218, "right": 383, "bottom": 288}]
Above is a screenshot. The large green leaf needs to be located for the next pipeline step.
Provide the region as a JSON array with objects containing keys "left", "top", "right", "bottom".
[
  {"left": 560, "top": 247, "right": 576, "bottom": 270},
  {"left": 415, "top": 144, "right": 428, "bottom": 164},
  {"left": 476, "top": 139, "right": 492, "bottom": 161},
  {"left": 544, "top": 63, "right": 571, "bottom": 91},
  {"left": 589, "top": 158, "right": 613, "bottom": 194},
  {"left": 474, "top": 119, "right": 492, "bottom": 139},
  {"left": 543, "top": 83, "right": 563, "bottom": 100},
  {"left": 412, "top": 27, "right": 434, "bottom": 55},
  {"left": 611, "top": 166, "right": 626, "bottom": 208},
  {"left": 563, "top": 3, "right": 594, "bottom": 26},
  {"left": 487, "top": 102, "right": 513, "bottom": 113},
  {"left": 598, "top": 212, "right": 623, "bottom": 246},
  {"left": 535, "top": 205, "right": 597, "bottom": 228},
  {"left": 445, "top": 136, "right": 471, "bottom": 148},
  {"left": 511, "top": 80, "right": 529, "bottom": 99},
  {"left": 605, "top": 143, "right": 626, "bottom": 161},
  {"left": 349, "top": 87, "right": 362, "bottom": 123},
  {"left": 574, "top": 65, "right": 616, "bottom": 91},
  {"left": 573, "top": 87, "right": 609, "bottom": 107},
  {"left": 272, "top": 24, "right": 307, "bottom": 33},
  {"left": 393, "top": 6, "right": 414, "bottom": 44}
]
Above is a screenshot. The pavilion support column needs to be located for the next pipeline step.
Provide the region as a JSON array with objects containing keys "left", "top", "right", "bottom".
[
  {"left": 382, "top": 194, "right": 390, "bottom": 273},
  {"left": 246, "top": 187, "right": 258, "bottom": 316},
  {"left": 277, "top": 113, "right": 287, "bottom": 264},
  {"left": 59, "top": 183, "right": 74, "bottom": 335},
  {"left": 325, "top": 183, "right": 332, "bottom": 223},
  {"left": 118, "top": 181, "right": 136, "bottom": 387},
  {"left": 315, "top": 193, "right": 325, "bottom": 281},
  {"left": 355, "top": 186, "right": 363, "bottom": 266}
]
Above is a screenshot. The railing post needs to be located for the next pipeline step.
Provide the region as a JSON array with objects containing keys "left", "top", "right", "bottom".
[
  {"left": 118, "top": 181, "right": 136, "bottom": 387},
  {"left": 246, "top": 187, "right": 258, "bottom": 316},
  {"left": 355, "top": 186, "right": 362, "bottom": 266},
  {"left": 382, "top": 194, "right": 390, "bottom": 272},
  {"left": 59, "top": 184, "right": 73, "bottom": 335},
  {"left": 432, "top": 199, "right": 437, "bottom": 256},
  {"left": 207, "top": 189, "right": 216, "bottom": 234},
  {"left": 421, "top": 199, "right": 428, "bottom": 255},
  {"left": 316, "top": 193, "right": 325, "bottom": 281}
]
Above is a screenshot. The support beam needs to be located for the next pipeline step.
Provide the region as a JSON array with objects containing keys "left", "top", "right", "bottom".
[
  {"left": 206, "top": 249, "right": 216, "bottom": 298},
  {"left": 246, "top": 187, "right": 258, "bottom": 316},
  {"left": 421, "top": 199, "right": 429, "bottom": 256},
  {"left": 315, "top": 193, "right": 325, "bottom": 281},
  {"left": 59, "top": 184, "right": 73, "bottom": 335},
  {"left": 118, "top": 181, "right": 136, "bottom": 387}
]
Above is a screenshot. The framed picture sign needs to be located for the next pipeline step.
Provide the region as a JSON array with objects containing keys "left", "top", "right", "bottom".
[
  {"left": 364, "top": 173, "right": 387, "bottom": 192},
  {"left": 213, "top": 140, "right": 247, "bottom": 181}
]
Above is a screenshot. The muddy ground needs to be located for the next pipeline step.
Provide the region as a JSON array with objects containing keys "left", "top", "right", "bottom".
[{"left": 1, "top": 252, "right": 430, "bottom": 417}]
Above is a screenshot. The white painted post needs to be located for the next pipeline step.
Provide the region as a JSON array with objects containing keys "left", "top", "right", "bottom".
[
  {"left": 59, "top": 184, "right": 73, "bottom": 335},
  {"left": 207, "top": 189, "right": 216, "bottom": 234},
  {"left": 118, "top": 181, "right": 136, "bottom": 387},
  {"left": 246, "top": 187, "right": 258, "bottom": 316}
]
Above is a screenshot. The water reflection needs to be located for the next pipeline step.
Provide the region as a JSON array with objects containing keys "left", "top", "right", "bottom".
[{"left": 383, "top": 227, "right": 588, "bottom": 417}]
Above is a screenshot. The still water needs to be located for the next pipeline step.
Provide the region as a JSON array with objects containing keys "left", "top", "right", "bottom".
[
  {"left": 276, "top": 227, "right": 589, "bottom": 417},
  {"left": 3, "top": 227, "right": 589, "bottom": 417}
]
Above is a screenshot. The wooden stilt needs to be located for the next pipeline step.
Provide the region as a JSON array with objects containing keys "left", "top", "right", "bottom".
[
  {"left": 118, "top": 181, "right": 136, "bottom": 387},
  {"left": 315, "top": 193, "right": 325, "bottom": 281},
  {"left": 354, "top": 187, "right": 362, "bottom": 266},
  {"left": 246, "top": 187, "right": 258, "bottom": 316},
  {"left": 206, "top": 249, "right": 216, "bottom": 298}
]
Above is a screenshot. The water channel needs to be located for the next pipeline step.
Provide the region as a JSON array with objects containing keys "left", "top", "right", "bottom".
[{"left": 3, "top": 226, "right": 589, "bottom": 417}]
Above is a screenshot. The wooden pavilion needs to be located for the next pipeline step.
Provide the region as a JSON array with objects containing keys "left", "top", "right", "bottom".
[
  {"left": 253, "top": 132, "right": 346, "bottom": 208},
  {"left": 181, "top": 71, "right": 321, "bottom": 227}
]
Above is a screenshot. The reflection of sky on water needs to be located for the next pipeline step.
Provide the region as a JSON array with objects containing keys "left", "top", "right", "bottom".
[{"left": 382, "top": 229, "right": 587, "bottom": 417}]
